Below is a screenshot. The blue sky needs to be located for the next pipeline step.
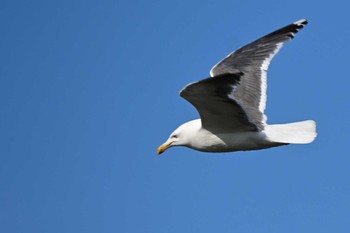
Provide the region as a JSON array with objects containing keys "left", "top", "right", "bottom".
[{"left": 1, "top": 0, "right": 349, "bottom": 232}]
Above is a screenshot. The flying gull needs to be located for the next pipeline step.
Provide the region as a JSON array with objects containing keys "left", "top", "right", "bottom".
[{"left": 158, "top": 19, "right": 317, "bottom": 154}]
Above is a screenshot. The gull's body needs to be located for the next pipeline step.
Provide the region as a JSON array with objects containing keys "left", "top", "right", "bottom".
[{"left": 158, "top": 19, "right": 317, "bottom": 154}]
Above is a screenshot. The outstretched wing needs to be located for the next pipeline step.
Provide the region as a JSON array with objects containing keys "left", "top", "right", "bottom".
[{"left": 182, "top": 19, "right": 308, "bottom": 133}]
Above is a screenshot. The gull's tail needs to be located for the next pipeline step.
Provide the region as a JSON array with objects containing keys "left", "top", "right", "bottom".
[{"left": 265, "top": 120, "right": 317, "bottom": 144}]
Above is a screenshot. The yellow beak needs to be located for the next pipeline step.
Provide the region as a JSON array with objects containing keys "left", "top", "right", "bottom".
[{"left": 157, "top": 142, "right": 172, "bottom": 155}]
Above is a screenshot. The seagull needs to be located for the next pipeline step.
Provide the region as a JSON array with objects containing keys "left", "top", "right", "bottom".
[{"left": 158, "top": 19, "right": 317, "bottom": 155}]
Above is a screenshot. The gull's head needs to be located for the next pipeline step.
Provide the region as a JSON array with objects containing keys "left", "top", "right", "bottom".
[{"left": 157, "top": 119, "right": 201, "bottom": 155}]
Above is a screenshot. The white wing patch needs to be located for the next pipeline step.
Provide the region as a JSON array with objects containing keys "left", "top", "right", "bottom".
[{"left": 259, "top": 42, "right": 283, "bottom": 114}]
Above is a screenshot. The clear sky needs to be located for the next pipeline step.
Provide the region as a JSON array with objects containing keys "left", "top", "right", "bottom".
[{"left": 1, "top": 0, "right": 349, "bottom": 232}]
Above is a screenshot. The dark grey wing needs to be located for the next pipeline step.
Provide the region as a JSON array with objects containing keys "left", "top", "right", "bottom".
[
  {"left": 180, "top": 73, "right": 259, "bottom": 133},
  {"left": 210, "top": 19, "right": 308, "bottom": 127}
]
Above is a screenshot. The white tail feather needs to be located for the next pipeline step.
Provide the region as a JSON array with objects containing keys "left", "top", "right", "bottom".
[{"left": 265, "top": 120, "right": 317, "bottom": 144}]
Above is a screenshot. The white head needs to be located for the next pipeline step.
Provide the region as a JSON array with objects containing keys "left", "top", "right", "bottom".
[{"left": 157, "top": 119, "right": 201, "bottom": 155}]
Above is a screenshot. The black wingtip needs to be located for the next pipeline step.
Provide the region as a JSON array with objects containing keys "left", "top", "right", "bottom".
[
  {"left": 281, "top": 19, "right": 308, "bottom": 39},
  {"left": 294, "top": 19, "right": 308, "bottom": 26}
]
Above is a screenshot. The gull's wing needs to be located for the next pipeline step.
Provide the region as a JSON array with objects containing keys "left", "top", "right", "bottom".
[
  {"left": 181, "top": 19, "right": 308, "bottom": 133},
  {"left": 181, "top": 73, "right": 259, "bottom": 133}
]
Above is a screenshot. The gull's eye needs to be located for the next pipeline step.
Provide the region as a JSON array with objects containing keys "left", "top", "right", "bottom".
[{"left": 171, "top": 135, "right": 178, "bottom": 139}]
